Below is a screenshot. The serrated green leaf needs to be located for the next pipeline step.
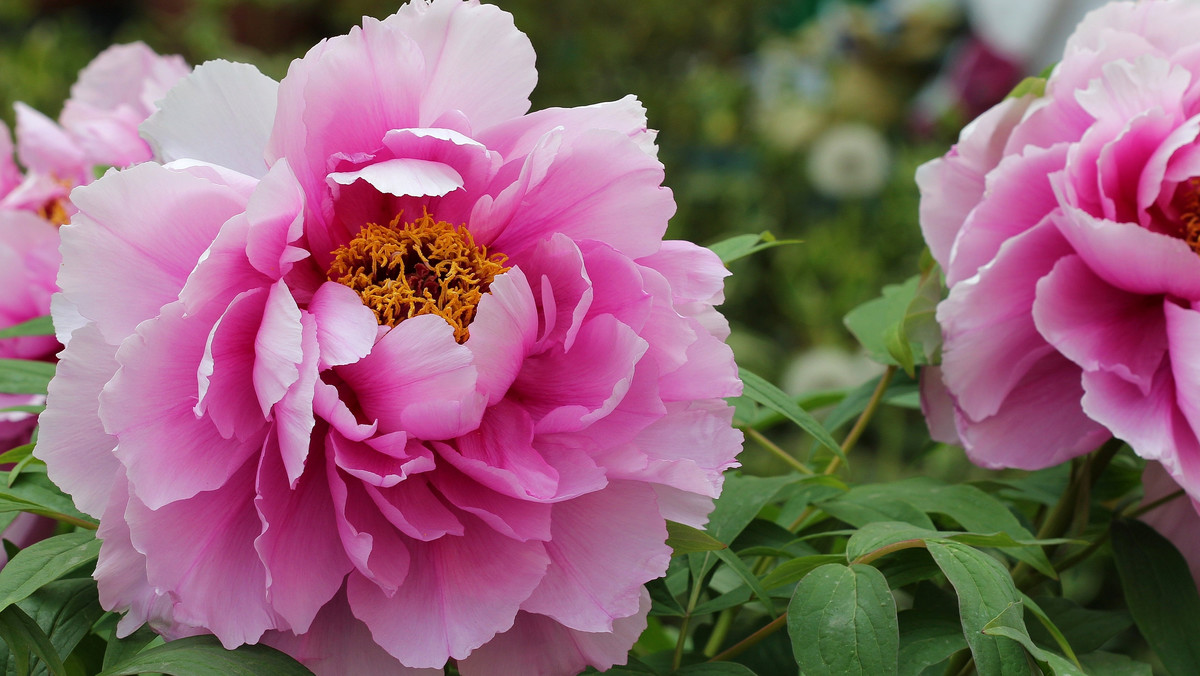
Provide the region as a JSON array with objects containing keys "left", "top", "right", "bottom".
[
  {"left": 982, "top": 602, "right": 1084, "bottom": 675},
  {"left": 0, "top": 532, "right": 100, "bottom": 614},
  {"left": 706, "top": 232, "right": 799, "bottom": 265},
  {"left": 1111, "top": 519, "right": 1200, "bottom": 676},
  {"left": 0, "top": 361, "right": 55, "bottom": 396},
  {"left": 0, "top": 604, "right": 66, "bottom": 676},
  {"left": 897, "top": 610, "right": 966, "bottom": 676},
  {"left": 788, "top": 563, "right": 898, "bottom": 676},
  {"left": 925, "top": 540, "right": 1026, "bottom": 675},
  {"left": 666, "top": 522, "right": 726, "bottom": 556},
  {"left": 738, "top": 369, "right": 843, "bottom": 462},
  {"left": 96, "top": 635, "right": 312, "bottom": 676},
  {"left": 0, "top": 318, "right": 53, "bottom": 340}
]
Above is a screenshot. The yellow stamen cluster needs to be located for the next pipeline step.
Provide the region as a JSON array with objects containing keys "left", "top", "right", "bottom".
[
  {"left": 1181, "top": 177, "right": 1200, "bottom": 254},
  {"left": 327, "top": 211, "right": 509, "bottom": 342},
  {"left": 37, "top": 198, "right": 70, "bottom": 227}
]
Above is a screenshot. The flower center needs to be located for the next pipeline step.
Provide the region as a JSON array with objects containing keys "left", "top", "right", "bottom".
[
  {"left": 327, "top": 211, "right": 508, "bottom": 342},
  {"left": 37, "top": 198, "right": 70, "bottom": 227},
  {"left": 1178, "top": 177, "right": 1200, "bottom": 255}
]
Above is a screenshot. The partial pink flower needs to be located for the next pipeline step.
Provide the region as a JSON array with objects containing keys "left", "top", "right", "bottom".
[{"left": 37, "top": 1, "right": 742, "bottom": 674}]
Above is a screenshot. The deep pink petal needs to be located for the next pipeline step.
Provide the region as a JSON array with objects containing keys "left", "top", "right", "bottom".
[
  {"left": 307, "top": 282, "right": 378, "bottom": 369},
  {"left": 430, "top": 466, "right": 551, "bottom": 541},
  {"left": 465, "top": 268, "right": 538, "bottom": 405},
  {"left": 958, "top": 353, "right": 1109, "bottom": 470},
  {"left": 338, "top": 314, "right": 483, "bottom": 439},
  {"left": 254, "top": 438, "right": 351, "bottom": 634},
  {"left": 325, "top": 445, "right": 412, "bottom": 592},
  {"left": 1033, "top": 254, "right": 1167, "bottom": 394},
  {"left": 437, "top": 400, "right": 559, "bottom": 501},
  {"left": 101, "top": 302, "right": 264, "bottom": 509}
]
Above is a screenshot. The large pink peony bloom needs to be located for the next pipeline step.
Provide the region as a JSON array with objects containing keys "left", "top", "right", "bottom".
[{"left": 37, "top": 1, "right": 742, "bottom": 673}]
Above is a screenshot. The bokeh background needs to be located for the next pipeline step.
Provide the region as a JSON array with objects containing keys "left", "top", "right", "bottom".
[{"left": 0, "top": 0, "right": 1107, "bottom": 479}]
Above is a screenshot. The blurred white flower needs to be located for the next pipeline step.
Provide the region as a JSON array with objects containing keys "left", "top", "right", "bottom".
[
  {"left": 806, "top": 122, "right": 892, "bottom": 199},
  {"left": 965, "top": 0, "right": 1109, "bottom": 72}
]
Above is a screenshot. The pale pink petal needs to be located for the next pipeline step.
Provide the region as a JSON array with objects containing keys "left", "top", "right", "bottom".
[
  {"left": 14, "top": 103, "right": 88, "bottom": 181},
  {"left": 385, "top": 0, "right": 536, "bottom": 130},
  {"left": 919, "top": 366, "right": 961, "bottom": 445},
  {"left": 479, "top": 95, "right": 655, "bottom": 161},
  {"left": 0, "top": 211, "right": 59, "bottom": 360},
  {"left": 345, "top": 515, "right": 549, "bottom": 668},
  {"left": 140, "top": 60, "right": 276, "bottom": 178},
  {"left": 252, "top": 281, "right": 305, "bottom": 416},
  {"left": 243, "top": 159, "right": 308, "bottom": 279},
  {"left": 459, "top": 590, "right": 650, "bottom": 676},
  {"left": 34, "top": 324, "right": 120, "bottom": 517},
  {"left": 64, "top": 162, "right": 249, "bottom": 342},
  {"left": 196, "top": 289, "right": 272, "bottom": 439},
  {"left": 327, "top": 158, "right": 463, "bottom": 198},
  {"left": 272, "top": 312, "right": 320, "bottom": 484},
  {"left": 94, "top": 480, "right": 176, "bottom": 638},
  {"left": 521, "top": 481, "right": 668, "bottom": 632},
  {"left": 307, "top": 282, "right": 378, "bottom": 370},
  {"left": 125, "top": 459, "right": 276, "bottom": 647},
  {"left": 0, "top": 121, "right": 20, "bottom": 196},
  {"left": 636, "top": 240, "right": 729, "bottom": 307}
]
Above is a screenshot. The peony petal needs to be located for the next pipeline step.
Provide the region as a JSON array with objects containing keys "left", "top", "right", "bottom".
[
  {"left": 338, "top": 314, "right": 483, "bottom": 440},
  {"left": 430, "top": 465, "right": 551, "bottom": 541},
  {"left": 465, "top": 267, "right": 538, "bottom": 405},
  {"left": 14, "top": 103, "right": 88, "bottom": 181},
  {"left": 363, "top": 474, "right": 465, "bottom": 541},
  {"left": 327, "top": 158, "right": 464, "bottom": 198},
  {"left": 520, "top": 481, "right": 669, "bottom": 632},
  {"left": 959, "top": 353, "right": 1109, "bottom": 470},
  {"left": 125, "top": 457, "right": 276, "bottom": 647},
  {"left": 254, "top": 438, "right": 351, "bottom": 634},
  {"left": 459, "top": 590, "right": 650, "bottom": 676},
  {"left": 64, "top": 162, "right": 249, "bottom": 342},
  {"left": 101, "top": 302, "right": 265, "bottom": 509},
  {"left": 307, "top": 282, "right": 379, "bottom": 370},
  {"left": 34, "top": 323, "right": 120, "bottom": 518},
  {"left": 141, "top": 60, "right": 278, "bottom": 178},
  {"left": 243, "top": 159, "right": 309, "bottom": 279},
  {"left": 345, "top": 514, "right": 549, "bottom": 667},
  {"left": 437, "top": 400, "right": 559, "bottom": 501},
  {"left": 325, "top": 446, "right": 412, "bottom": 592},
  {"left": 479, "top": 95, "right": 656, "bottom": 161},
  {"left": 1033, "top": 254, "right": 1167, "bottom": 394},
  {"left": 263, "top": 587, "right": 441, "bottom": 676}
]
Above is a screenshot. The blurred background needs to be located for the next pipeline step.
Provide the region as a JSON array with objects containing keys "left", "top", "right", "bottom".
[{"left": 0, "top": 0, "right": 1107, "bottom": 478}]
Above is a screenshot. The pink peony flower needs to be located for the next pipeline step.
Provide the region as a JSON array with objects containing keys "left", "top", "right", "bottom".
[
  {"left": 0, "top": 43, "right": 188, "bottom": 448},
  {"left": 37, "top": 1, "right": 743, "bottom": 673},
  {"left": 917, "top": 0, "right": 1200, "bottom": 501}
]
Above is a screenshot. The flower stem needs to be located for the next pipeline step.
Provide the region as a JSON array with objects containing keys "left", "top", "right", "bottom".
[
  {"left": 745, "top": 427, "right": 813, "bottom": 475},
  {"left": 707, "top": 612, "right": 787, "bottom": 663},
  {"left": 825, "top": 366, "right": 895, "bottom": 475},
  {"left": 673, "top": 573, "right": 706, "bottom": 670}
]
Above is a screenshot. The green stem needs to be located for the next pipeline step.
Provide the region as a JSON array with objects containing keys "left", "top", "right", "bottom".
[
  {"left": 826, "top": 366, "right": 895, "bottom": 475},
  {"left": 744, "top": 427, "right": 813, "bottom": 475},
  {"left": 673, "top": 573, "right": 706, "bottom": 670},
  {"left": 702, "top": 606, "right": 737, "bottom": 657},
  {"left": 707, "top": 613, "right": 787, "bottom": 663}
]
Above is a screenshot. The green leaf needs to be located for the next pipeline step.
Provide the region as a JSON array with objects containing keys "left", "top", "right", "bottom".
[
  {"left": 0, "top": 318, "right": 53, "bottom": 340},
  {"left": 0, "top": 473, "right": 94, "bottom": 529},
  {"left": 1025, "top": 597, "right": 1131, "bottom": 656},
  {"left": 0, "top": 360, "right": 55, "bottom": 396},
  {"left": 711, "top": 547, "right": 777, "bottom": 616},
  {"left": 96, "top": 635, "right": 313, "bottom": 676},
  {"left": 759, "top": 554, "right": 845, "bottom": 590},
  {"left": 925, "top": 540, "right": 1026, "bottom": 675},
  {"left": 1007, "top": 76, "right": 1047, "bottom": 99},
  {"left": 1018, "top": 594, "right": 1079, "bottom": 668},
  {"left": 666, "top": 522, "right": 726, "bottom": 556},
  {"left": 897, "top": 610, "right": 966, "bottom": 676},
  {"left": 845, "top": 522, "right": 937, "bottom": 563},
  {"left": 1111, "top": 519, "right": 1200, "bottom": 676},
  {"left": 982, "top": 602, "right": 1084, "bottom": 675},
  {"left": 738, "top": 368, "right": 843, "bottom": 463},
  {"left": 101, "top": 625, "right": 159, "bottom": 671},
  {"left": 0, "top": 604, "right": 66, "bottom": 676},
  {"left": 820, "top": 494, "right": 935, "bottom": 530},
  {"left": 852, "top": 480, "right": 1055, "bottom": 579},
  {"left": 0, "top": 578, "right": 105, "bottom": 676},
  {"left": 690, "top": 586, "right": 752, "bottom": 617},
  {"left": 672, "top": 663, "right": 758, "bottom": 675},
  {"left": 788, "top": 563, "right": 899, "bottom": 676},
  {"left": 1077, "top": 652, "right": 1152, "bottom": 676},
  {"left": 690, "top": 473, "right": 797, "bottom": 581},
  {"left": 646, "top": 577, "right": 685, "bottom": 617},
  {"left": 706, "top": 232, "right": 799, "bottom": 265},
  {"left": 0, "top": 532, "right": 100, "bottom": 614}
]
